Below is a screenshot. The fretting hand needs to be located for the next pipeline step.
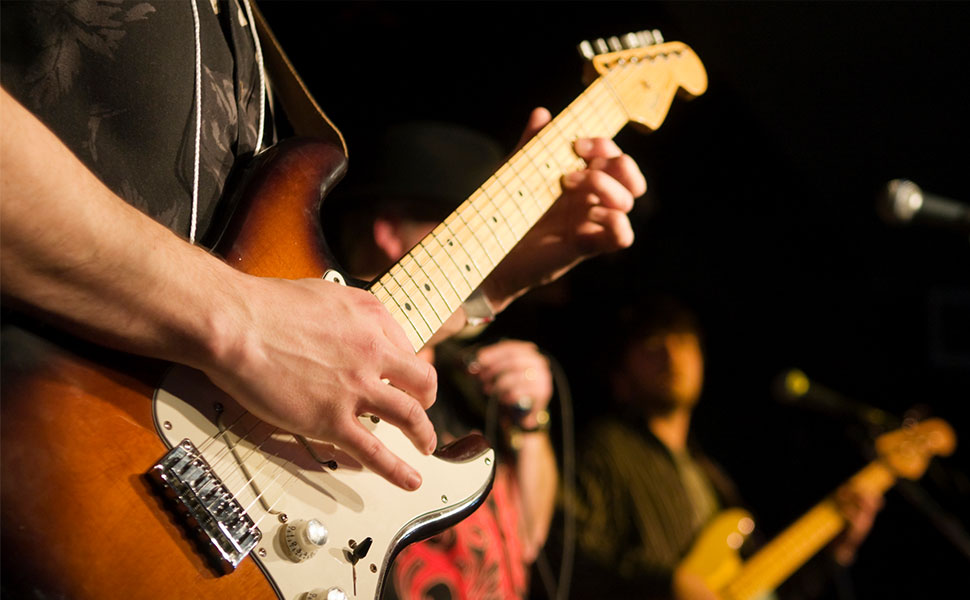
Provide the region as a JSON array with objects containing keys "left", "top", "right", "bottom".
[{"left": 483, "top": 107, "right": 647, "bottom": 313}]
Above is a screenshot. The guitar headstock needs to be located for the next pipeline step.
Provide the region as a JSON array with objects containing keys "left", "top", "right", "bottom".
[
  {"left": 579, "top": 30, "right": 707, "bottom": 132},
  {"left": 876, "top": 417, "right": 957, "bottom": 480}
]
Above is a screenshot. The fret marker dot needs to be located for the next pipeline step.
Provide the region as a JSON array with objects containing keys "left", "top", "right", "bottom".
[
  {"left": 517, "top": 190, "right": 524, "bottom": 197},
  {"left": 465, "top": 265, "right": 471, "bottom": 272},
  {"left": 404, "top": 303, "right": 411, "bottom": 311},
  {"left": 424, "top": 283, "right": 431, "bottom": 291},
  {"left": 448, "top": 240, "right": 454, "bottom": 247},
  {"left": 492, "top": 216, "right": 498, "bottom": 223}
]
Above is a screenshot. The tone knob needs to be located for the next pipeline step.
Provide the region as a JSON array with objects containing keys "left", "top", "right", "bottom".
[
  {"left": 282, "top": 519, "right": 329, "bottom": 562},
  {"left": 302, "top": 588, "right": 348, "bottom": 600}
]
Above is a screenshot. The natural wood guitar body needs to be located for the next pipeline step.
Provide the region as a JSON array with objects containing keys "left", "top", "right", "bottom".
[
  {"left": 679, "top": 419, "right": 956, "bottom": 600},
  {"left": 2, "top": 37, "right": 710, "bottom": 598},
  {"left": 1, "top": 140, "right": 495, "bottom": 600}
]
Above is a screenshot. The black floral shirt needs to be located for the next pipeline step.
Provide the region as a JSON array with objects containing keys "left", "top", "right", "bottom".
[{"left": 1, "top": 0, "right": 267, "bottom": 243}]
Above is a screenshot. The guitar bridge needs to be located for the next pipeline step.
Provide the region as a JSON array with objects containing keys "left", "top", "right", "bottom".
[{"left": 148, "top": 438, "right": 262, "bottom": 574}]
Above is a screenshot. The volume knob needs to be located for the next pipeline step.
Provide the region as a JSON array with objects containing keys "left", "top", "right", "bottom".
[{"left": 282, "top": 519, "right": 329, "bottom": 562}]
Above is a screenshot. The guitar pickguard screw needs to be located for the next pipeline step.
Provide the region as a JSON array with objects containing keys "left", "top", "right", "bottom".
[
  {"left": 441, "top": 495, "right": 448, "bottom": 504},
  {"left": 370, "top": 415, "right": 380, "bottom": 424},
  {"left": 163, "top": 421, "right": 172, "bottom": 430},
  {"left": 323, "top": 269, "right": 346, "bottom": 285},
  {"left": 214, "top": 402, "right": 224, "bottom": 413},
  {"left": 348, "top": 539, "right": 357, "bottom": 549},
  {"left": 484, "top": 457, "right": 491, "bottom": 465},
  {"left": 370, "top": 564, "right": 377, "bottom": 573},
  {"left": 257, "top": 547, "right": 267, "bottom": 558},
  {"left": 279, "top": 513, "right": 289, "bottom": 523}
]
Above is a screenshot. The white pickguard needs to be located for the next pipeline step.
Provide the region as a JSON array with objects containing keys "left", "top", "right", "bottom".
[{"left": 153, "top": 365, "right": 495, "bottom": 600}]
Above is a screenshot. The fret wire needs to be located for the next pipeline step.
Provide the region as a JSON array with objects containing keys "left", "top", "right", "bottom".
[
  {"left": 586, "top": 80, "right": 623, "bottom": 136},
  {"left": 472, "top": 186, "right": 521, "bottom": 258},
  {"left": 440, "top": 216, "right": 487, "bottom": 286},
  {"left": 371, "top": 281, "right": 425, "bottom": 347},
  {"left": 570, "top": 81, "right": 609, "bottom": 136},
  {"left": 490, "top": 164, "right": 538, "bottom": 227},
  {"left": 401, "top": 247, "right": 460, "bottom": 317},
  {"left": 525, "top": 131, "right": 573, "bottom": 208},
  {"left": 481, "top": 173, "right": 532, "bottom": 237},
  {"left": 580, "top": 78, "right": 619, "bottom": 134},
  {"left": 516, "top": 141, "right": 563, "bottom": 213},
  {"left": 388, "top": 264, "right": 441, "bottom": 333},
  {"left": 562, "top": 104, "right": 591, "bottom": 145},
  {"left": 451, "top": 204, "right": 497, "bottom": 272},
  {"left": 478, "top": 186, "right": 528, "bottom": 250},
  {"left": 396, "top": 250, "right": 450, "bottom": 318},
  {"left": 417, "top": 239, "right": 465, "bottom": 307},
  {"left": 472, "top": 187, "right": 522, "bottom": 248},
  {"left": 428, "top": 222, "right": 478, "bottom": 294},
  {"left": 461, "top": 192, "right": 509, "bottom": 258},
  {"left": 505, "top": 150, "right": 544, "bottom": 209},
  {"left": 467, "top": 190, "right": 516, "bottom": 253},
  {"left": 545, "top": 111, "right": 587, "bottom": 173},
  {"left": 445, "top": 204, "right": 489, "bottom": 272},
  {"left": 424, "top": 231, "right": 476, "bottom": 301},
  {"left": 361, "top": 60, "right": 645, "bottom": 352},
  {"left": 503, "top": 155, "right": 545, "bottom": 215},
  {"left": 522, "top": 131, "right": 571, "bottom": 209}
]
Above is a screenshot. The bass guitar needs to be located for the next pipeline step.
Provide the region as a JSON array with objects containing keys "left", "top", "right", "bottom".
[
  {"left": 1, "top": 36, "right": 707, "bottom": 599},
  {"left": 679, "top": 418, "right": 956, "bottom": 600}
]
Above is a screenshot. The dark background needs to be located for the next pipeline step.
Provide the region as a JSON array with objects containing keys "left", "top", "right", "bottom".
[{"left": 261, "top": 2, "right": 970, "bottom": 598}]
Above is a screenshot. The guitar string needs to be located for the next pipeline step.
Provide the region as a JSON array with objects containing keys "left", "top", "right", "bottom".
[
  {"left": 171, "top": 46, "right": 673, "bottom": 530},
  {"left": 198, "top": 410, "right": 265, "bottom": 474},
  {"left": 391, "top": 256, "right": 446, "bottom": 328},
  {"left": 372, "top": 67, "right": 633, "bottom": 346},
  {"left": 398, "top": 250, "right": 458, "bottom": 325},
  {"left": 199, "top": 415, "right": 277, "bottom": 496},
  {"left": 217, "top": 82, "right": 622, "bottom": 509}
]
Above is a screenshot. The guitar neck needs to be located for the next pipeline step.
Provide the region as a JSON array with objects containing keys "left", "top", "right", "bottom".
[
  {"left": 367, "top": 76, "right": 630, "bottom": 351},
  {"left": 723, "top": 461, "right": 897, "bottom": 600}
]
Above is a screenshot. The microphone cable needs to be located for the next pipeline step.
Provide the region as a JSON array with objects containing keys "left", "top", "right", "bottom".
[{"left": 533, "top": 352, "right": 576, "bottom": 600}]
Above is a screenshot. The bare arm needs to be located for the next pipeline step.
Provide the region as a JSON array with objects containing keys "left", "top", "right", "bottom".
[
  {"left": 470, "top": 340, "right": 559, "bottom": 561},
  {"left": 0, "top": 88, "right": 437, "bottom": 491}
]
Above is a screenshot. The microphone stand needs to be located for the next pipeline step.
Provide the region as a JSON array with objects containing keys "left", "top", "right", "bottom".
[
  {"left": 846, "top": 409, "right": 970, "bottom": 564},
  {"left": 894, "top": 478, "right": 970, "bottom": 563}
]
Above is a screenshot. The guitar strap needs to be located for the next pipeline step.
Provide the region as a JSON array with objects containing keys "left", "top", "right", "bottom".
[{"left": 250, "top": 2, "right": 348, "bottom": 157}]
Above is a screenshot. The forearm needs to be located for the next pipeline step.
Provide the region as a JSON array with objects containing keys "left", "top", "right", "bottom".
[
  {"left": 2, "top": 89, "right": 439, "bottom": 491},
  {"left": 513, "top": 431, "right": 559, "bottom": 563},
  {"left": 0, "top": 88, "right": 244, "bottom": 369}
]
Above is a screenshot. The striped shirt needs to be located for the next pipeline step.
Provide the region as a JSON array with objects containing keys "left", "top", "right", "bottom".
[{"left": 567, "top": 417, "right": 730, "bottom": 597}]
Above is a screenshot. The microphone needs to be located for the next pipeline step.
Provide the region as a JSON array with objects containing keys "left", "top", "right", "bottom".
[
  {"left": 878, "top": 179, "right": 970, "bottom": 233},
  {"left": 771, "top": 369, "right": 899, "bottom": 429}
]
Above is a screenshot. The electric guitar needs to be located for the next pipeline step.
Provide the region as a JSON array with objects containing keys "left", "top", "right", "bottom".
[
  {"left": 679, "top": 418, "right": 956, "bottom": 600},
  {"left": 0, "top": 37, "right": 707, "bottom": 599}
]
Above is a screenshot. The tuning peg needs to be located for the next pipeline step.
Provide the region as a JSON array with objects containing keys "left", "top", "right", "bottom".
[
  {"left": 579, "top": 29, "right": 666, "bottom": 60},
  {"left": 638, "top": 29, "right": 664, "bottom": 46}
]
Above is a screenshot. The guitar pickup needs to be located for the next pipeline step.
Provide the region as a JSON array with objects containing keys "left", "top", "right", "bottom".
[{"left": 148, "top": 439, "right": 262, "bottom": 574}]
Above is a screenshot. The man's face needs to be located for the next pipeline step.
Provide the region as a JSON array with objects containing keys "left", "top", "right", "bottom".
[{"left": 621, "top": 330, "right": 705, "bottom": 411}]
